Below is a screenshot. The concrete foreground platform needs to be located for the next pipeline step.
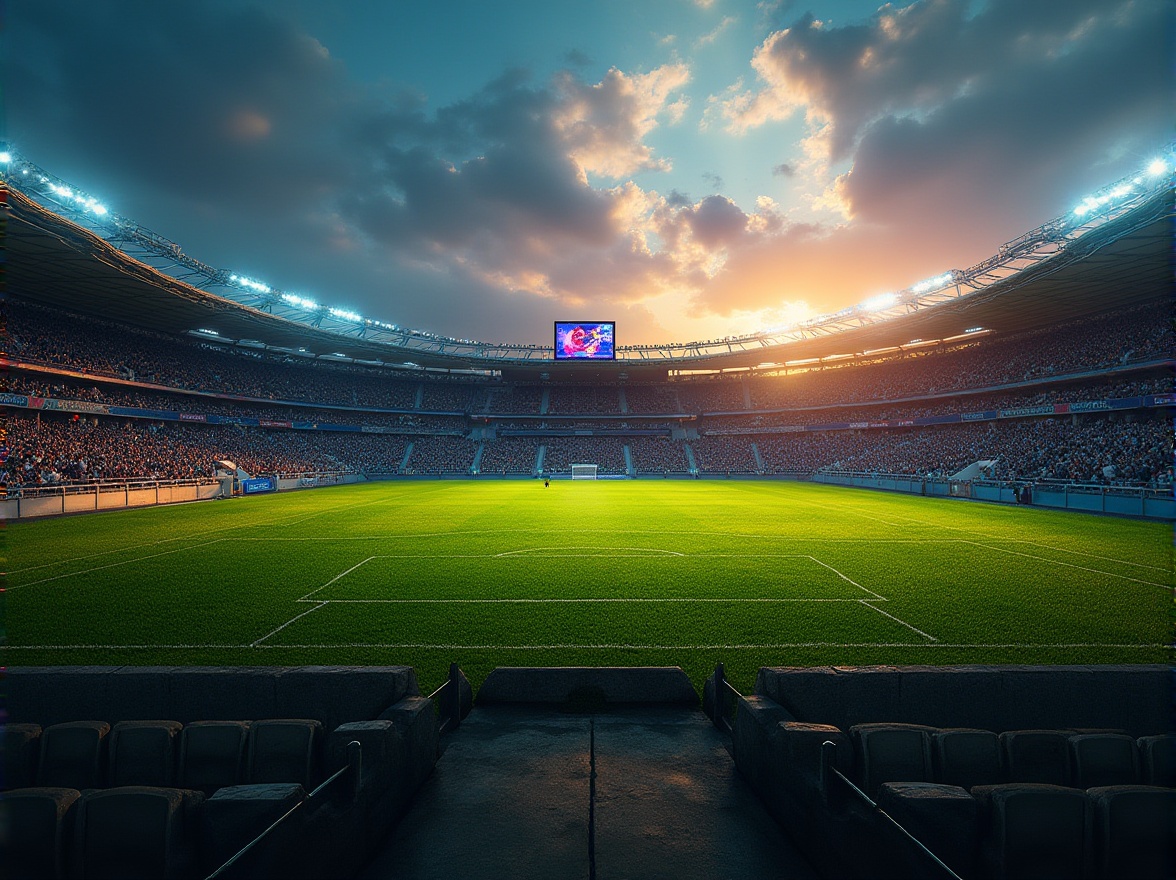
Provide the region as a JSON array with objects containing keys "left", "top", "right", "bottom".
[{"left": 360, "top": 705, "right": 816, "bottom": 880}]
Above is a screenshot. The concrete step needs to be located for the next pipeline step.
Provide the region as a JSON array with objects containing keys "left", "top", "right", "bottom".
[{"left": 359, "top": 705, "right": 816, "bottom": 880}]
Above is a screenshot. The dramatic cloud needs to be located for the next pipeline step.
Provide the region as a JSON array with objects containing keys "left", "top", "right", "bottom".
[{"left": 6, "top": 0, "right": 1169, "bottom": 345}]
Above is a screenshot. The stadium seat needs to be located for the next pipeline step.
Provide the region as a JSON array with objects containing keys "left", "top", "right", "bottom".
[
  {"left": 36, "top": 721, "right": 110, "bottom": 790},
  {"left": 1068, "top": 733, "right": 1138, "bottom": 790},
  {"left": 875, "top": 782, "right": 979, "bottom": 878},
  {"left": 72, "top": 785, "right": 203, "bottom": 880},
  {"left": 0, "top": 787, "right": 81, "bottom": 880},
  {"left": 2, "top": 723, "right": 43, "bottom": 791},
  {"left": 973, "top": 783, "right": 1089, "bottom": 880},
  {"left": 999, "top": 730, "right": 1070, "bottom": 786},
  {"left": 178, "top": 720, "right": 249, "bottom": 794},
  {"left": 107, "top": 720, "right": 183, "bottom": 788},
  {"left": 1087, "top": 785, "right": 1176, "bottom": 880},
  {"left": 931, "top": 728, "right": 1003, "bottom": 789},
  {"left": 245, "top": 719, "right": 323, "bottom": 789},
  {"left": 848, "top": 723, "right": 935, "bottom": 796},
  {"left": 1137, "top": 734, "right": 1176, "bottom": 787},
  {"left": 199, "top": 782, "right": 307, "bottom": 875}
]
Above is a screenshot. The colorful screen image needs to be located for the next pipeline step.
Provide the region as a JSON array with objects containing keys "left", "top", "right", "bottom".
[{"left": 554, "top": 322, "right": 616, "bottom": 360}]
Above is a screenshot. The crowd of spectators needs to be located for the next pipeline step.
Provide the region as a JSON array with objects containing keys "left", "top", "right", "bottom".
[
  {"left": 730, "top": 302, "right": 1172, "bottom": 411},
  {"left": 9, "top": 299, "right": 1170, "bottom": 422},
  {"left": 690, "top": 435, "right": 757, "bottom": 473},
  {"left": 3, "top": 414, "right": 341, "bottom": 487},
  {"left": 545, "top": 386, "right": 622, "bottom": 415},
  {"left": 627, "top": 437, "right": 689, "bottom": 474},
  {"left": 623, "top": 385, "right": 683, "bottom": 413},
  {"left": 755, "top": 414, "right": 1171, "bottom": 487},
  {"left": 5, "top": 374, "right": 466, "bottom": 431},
  {"left": 700, "top": 372, "right": 1171, "bottom": 432},
  {"left": 483, "top": 386, "right": 543, "bottom": 414},
  {"left": 478, "top": 437, "right": 541, "bottom": 474},
  {"left": 402, "top": 436, "right": 477, "bottom": 475},
  {"left": 541, "top": 437, "right": 627, "bottom": 475}
]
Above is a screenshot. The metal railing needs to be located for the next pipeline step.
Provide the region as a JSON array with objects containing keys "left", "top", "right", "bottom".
[
  {"left": 427, "top": 662, "right": 470, "bottom": 735},
  {"left": 709, "top": 663, "right": 741, "bottom": 737},
  {"left": 706, "top": 663, "right": 962, "bottom": 880},
  {"left": 819, "top": 741, "right": 963, "bottom": 880},
  {"left": 204, "top": 740, "right": 362, "bottom": 880}
]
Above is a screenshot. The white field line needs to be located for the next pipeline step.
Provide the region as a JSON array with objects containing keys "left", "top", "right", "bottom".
[
  {"left": 859, "top": 600, "right": 938, "bottom": 642},
  {"left": 9, "top": 539, "right": 228, "bottom": 589},
  {"left": 298, "top": 557, "right": 378, "bottom": 601},
  {"left": 838, "top": 506, "right": 1172, "bottom": 573},
  {"left": 250, "top": 602, "right": 328, "bottom": 647},
  {"left": 805, "top": 556, "right": 887, "bottom": 600},
  {"left": 494, "top": 547, "right": 685, "bottom": 557},
  {"left": 298, "top": 597, "right": 874, "bottom": 604},
  {"left": 3, "top": 642, "right": 1165, "bottom": 651},
  {"left": 961, "top": 541, "right": 1173, "bottom": 591}
]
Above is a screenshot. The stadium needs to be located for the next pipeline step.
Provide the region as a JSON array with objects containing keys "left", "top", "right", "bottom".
[
  {"left": 3, "top": 141, "right": 1173, "bottom": 877},
  {"left": 2, "top": 5, "right": 1174, "bottom": 872}
]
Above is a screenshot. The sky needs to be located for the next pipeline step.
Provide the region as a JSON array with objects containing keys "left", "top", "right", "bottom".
[{"left": 4, "top": 0, "right": 1172, "bottom": 346}]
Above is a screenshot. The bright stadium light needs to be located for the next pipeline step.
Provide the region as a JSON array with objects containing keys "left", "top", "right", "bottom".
[
  {"left": 281, "top": 293, "right": 319, "bottom": 310},
  {"left": 860, "top": 292, "right": 897, "bottom": 311},
  {"left": 1146, "top": 158, "right": 1167, "bottom": 176},
  {"left": 0, "top": 151, "right": 10, "bottom": 164},
  {"left": 329, "top": 307, "right": 363, "bottom": 322}
]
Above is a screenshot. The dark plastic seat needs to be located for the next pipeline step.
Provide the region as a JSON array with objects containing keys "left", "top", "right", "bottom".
[
  {"left": 1137, "top": 734, "right": 1176, "bottom": 787},
  {"left": 1069, "top": 734, "right": 1138, "bottom": 789},
  {"left": 0, "top": 787, "right": 81, "bottom": 880},
  {"left": 973, "top": 783, "right": 1090, "bottom": 880},
  {"left": 1087, "top": 785, "right": 1176, "bottom": 880},
  {"left": 73, "top": 786, "right": 203, "bottom": 880},
  {"left": 999, "top": 729, "right": 1070, "bottom": 786},
  {"left": 36, "top": 721, "right": 110, "bottom": 790},
  {"left": 2, "top": 723, "right": 43, "bottom": 791},
  {"left": 245, "top": 719, "right": 322, "bottom": 789},
  {"left": 178, "top": 720, "right": 249, "bottom": 794},
  {"left": 107, "top": 720, "right": 183, "bottom": 788},
  {"left": 932, "top": 727, "right": 1003, "bottom": 788},
  {"left": 848, "top": 723, "right": 935, "bottom": 796}
]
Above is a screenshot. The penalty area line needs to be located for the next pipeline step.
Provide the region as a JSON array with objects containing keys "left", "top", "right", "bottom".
[
  {"left": 250, "top": 602, "right": 328, "bottom": 647},
  {"left": 860, "top": 600, "right": 938, "bottom": 642}
]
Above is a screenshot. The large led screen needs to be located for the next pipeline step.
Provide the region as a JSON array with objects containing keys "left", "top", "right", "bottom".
[{"left": 554, "top": 322, "right": 616, "bottom": 360}]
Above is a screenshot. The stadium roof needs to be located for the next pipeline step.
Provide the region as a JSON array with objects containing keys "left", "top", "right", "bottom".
[{"left": 4, "top": 164, "right": 1172, "bottom": 380}]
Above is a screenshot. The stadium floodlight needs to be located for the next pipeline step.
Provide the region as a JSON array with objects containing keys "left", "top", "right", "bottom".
[
  {"left": 910, "top": 272, "right": 954, "bottom": 294},
  {"left": 0, "top": 151, "right": 10, "bottom": 164},
  {"left": 329, "top": 307, "right": 363, "bottom": 322},
  {"left": 860, "top": 292, "right": 897, "bottom": 311},
  {"left": 1146, "top": 158, "right": 1167, "bottom": 176}
]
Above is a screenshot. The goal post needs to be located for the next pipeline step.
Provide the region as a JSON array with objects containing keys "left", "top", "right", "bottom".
[{"left": 570, "top": 463, "right": 598, "bottom": 480}]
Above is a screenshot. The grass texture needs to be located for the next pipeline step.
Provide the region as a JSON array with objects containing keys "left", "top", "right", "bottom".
[{"left": 5, "top": 480, "right": 1171, "bottom": 694}]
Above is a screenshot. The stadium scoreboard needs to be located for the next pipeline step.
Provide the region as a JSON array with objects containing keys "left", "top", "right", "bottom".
[{"left": 555, "top": 321, "right": 615, "bottom": 360}]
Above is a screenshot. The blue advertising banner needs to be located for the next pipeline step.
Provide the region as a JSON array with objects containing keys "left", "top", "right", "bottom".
[{"left": 241, "top": 477, "right": 277, "bottom": 494}]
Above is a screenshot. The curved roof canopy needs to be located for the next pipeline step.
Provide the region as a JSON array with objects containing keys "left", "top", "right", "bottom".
[{"left": 5, "top": 161, "right": 1171, "bottom": 381}]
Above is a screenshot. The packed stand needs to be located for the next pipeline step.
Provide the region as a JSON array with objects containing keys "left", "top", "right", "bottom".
[
  {"left": 478, "top": 437, "right": 541, "bottom": 475},
  {"left": 540, "top": 437, "right": 627, "bottom": 475},
  {"left": 627, "top": 437, "right": 690, "bottom": 474},
  {"left": 545, "top": 385, "right": 621, "bottom": 415},
  {"left": 690, "top": 436, "right": 757, "bottom": 473},
  {"left": 623, "top": 385, "right": 683, "bottom": 413}
]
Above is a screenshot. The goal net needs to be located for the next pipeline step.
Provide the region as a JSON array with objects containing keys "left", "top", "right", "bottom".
[{"left": 570, "top": 463, "right": 598, "bottom": 480}]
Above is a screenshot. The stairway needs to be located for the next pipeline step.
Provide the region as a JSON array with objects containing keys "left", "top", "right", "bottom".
[{"left": 359, "top": 704, "right": 816, "bottom": 880}]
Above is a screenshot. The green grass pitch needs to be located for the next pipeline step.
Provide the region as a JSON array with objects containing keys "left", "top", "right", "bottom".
[{"left": 5, "top": 480, "right": 1171, "bottom": 694}]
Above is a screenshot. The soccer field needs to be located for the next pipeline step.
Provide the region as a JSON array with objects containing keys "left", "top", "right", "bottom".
[{"left": 5, "top": 481, "right": 1171, "bottom": 693}]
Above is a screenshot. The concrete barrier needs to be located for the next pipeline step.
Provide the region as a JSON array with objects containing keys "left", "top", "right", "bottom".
[
  {"left": 477, "top": 667, "right": 699, "bottom": 705},
  {"left": 754, "top": 665, "right": 1172, "bottom": 737},
  {"left": 7, "top": 666, "right": 420, "bottom": 732}
]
